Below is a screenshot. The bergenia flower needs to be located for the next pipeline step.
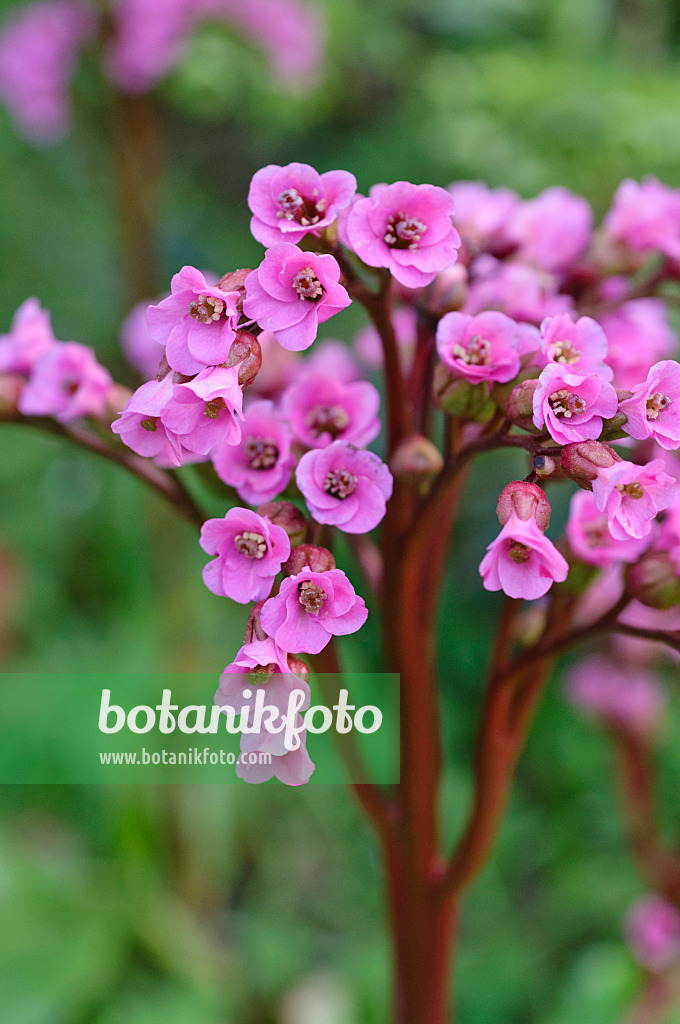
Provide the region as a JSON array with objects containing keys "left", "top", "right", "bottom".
[
  {"left": 111, "top": 375, "right": 182, "bottom": 466},
  {"left": 463, "top": 259, "right": 573, "bottom": 323},
  {"left": 533, "top": 363, "right": 619, "bottom": 445},
  {"left": 509, "top": 187, "right": 592, "bottom": 273},
  {"left": 120, "top": 300, "right": 164, "bottom": 380},
  {"left": 211, "top": 399, "right": 295, "bottom": 505},
  {"left": 0, "top": 298, "right": 56, "bottom": 374},
  {"left": 243, "top": 244, "right": 351, "bottom": 352},
  {"left": 161, "top": 365, "right": 244, "bottom": 455},
  {"left": 566, "top": 656, "right": 666, "bottom": 735},
  {"left": 447, "top": 180, "right": 519, "bottom": 253},
  {"left": 604, "top": 177, "right": 680, "bottom": 262},
  {"left": 479, "top": 514, "right": 568, "bottom": 600},
  {"left": 619, "top": 359, "right": 680, "bottom": 450},
  {"left": 104, "top": 0, "right": 192, "bottom": 94},
  {"left": 435, "top": 310, "right": 522, "bottom": 384},
  {"left": 296, "top": 441, "right": 393, "bottom": 534},
  {"left": 18, "top": 342, "right": 112, "bottom": 421},
  {"left": 200, "top": 508, "right": 291, "bottom": 603},
  {"left": 597, "top": 297, "right": 677, "bottom": 390},
  {"left": 260, "top": 567, "right": 367, "bottom": 653},
  {"left": 591, "top": 458, "right": 676, "bottom": 541},
  {"left": 304, "top": 339, "right": 361, "bottom": 383},
  {"left": 280, "top": 371, "right": 380, "bottom": 448},
  {"left": 626, "top": 896, "right": 680, "bottom": 972},
  {"left": 248, "top": 162, "right": 357, "bottom": 247},
  {"left": 566, "top": 490, "right": 653, "bottom": 568},
  {"left": 538, "top": 313, "right": 613, "bottom": 380},
  {"left": 146, "top": 266, "right": 240, "bottom": 375},
  {"left": 345, "top": 181, "right": 460, "bottom": 289}
]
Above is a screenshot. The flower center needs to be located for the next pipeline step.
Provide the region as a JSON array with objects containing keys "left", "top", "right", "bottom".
[
  {"left": 62, "top": 377, "right": 79, "bottom": 396},
  {"left": 247, "top": 663, "right": 278, "bottom": 685},
  {"left": 507, "top": 541, "right": 531, "bottom": 564},
  {"left": 646, "top": 392, "right": 671, "bottom": 420},
  {"left": 383, "top": 211, "right": 427, "bottom": 250},
  {"left": 451, "top": 335, "right": 491, "bottom": 366},
  {"left": 140, "top": 417, "right": 158, "bottom": 432},
  {"left": 549, "top": 389, "right": 587, "bottom": 419},
  {"left": 583, "top": 516, "right": 611, "bottom": 547},
  {"left": 243, "top": 435, "right": 279, "bottom": 470},
  {"left": 276, "top": 187, "right": 327, "bottom": 227},
  {"left": 293, "top": 267, "right": 324, "bottom": 301},
  {"left": 187, "top": 294, "right": 226, "bottom": 324},
  {"left": 305, "top": 404, "right": 350, "bottom": 439},
  {"left": 324, "top": 468, "right": 358, "bottom": 499},
  {"left": 298, "top": 580, "right": 327, "bottom": 614},
  {"left": 617, "top": 481, "right": 645, "bottom": 499},
  {"left": 234, "top": 531, "right": 267, "bottom": 559},
  {"left": 204, "top": 398, "right": 226, "bottom": 419},
  {"left": 550, "top": 340, "right": 580, "bottom": 364}
]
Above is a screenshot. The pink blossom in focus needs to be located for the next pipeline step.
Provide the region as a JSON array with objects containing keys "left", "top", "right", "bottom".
[
  {"left": 146, "top": 266, "right": 240, "bottom": 375},
  {"left": 280, "top": 371, "right": 380, "bottom": 449},
  {"left": 591, "top": 459, "right": 676, "bottom": 541},
  {"left": 105, "top": 0, "right": 194, "bottom": 94},
  {"left": 566, "top": 656, "right": 666, "bottom": 736},
  {"left": 211, "top": 399, "right": 295, "bottom": 505},
  {"left": 435, "top": 310, "right": 522, "bottom": 385},
  {"left": 479, "top": 514, "right": 568, "bottom": 600},
  {"left": 539, "top": 313, "right": 613, "bottom": 380},
  {"left": 0, "top": 1, "right": 95, "bottom": 142},
  {"left": 604, "top": 177, "right": 680, "bottom": 262},
  {"left": 533, "top": 363, "right": 618, "bottom": 445},
  {"left": 247, "top": 162, "right": 356, "bottom": 247},
  {"left": 111, "top": 375, "right": 183, "bottom": 466},
  {"left": 243, "top": 245, "right": 351, "bottom": 352},
  {"left": 200, "top": 507, "right": 291, "bottom": 603},
  {"left": 619, "top": 360, "right": 680, "bottom": 450},
  {"left": 161, "top": 365, "right": 244, "bottom": 454},
  {"left": 19, "top": 342, "right": 112, "bottom": 421},
  {"left": 120, "top": 301, "right": 164, "bottom": 380},
  {"left": 260, "top": 567, "right": 367, "bottom": 654},
  {"left": 0, "top": 298, "right": 56, "bottom": 374},
  {"left": 566, "top": 490, "right": 653, "bottom": 568},
  {"left": 626, "top": 895, "right": 680, "bottom": 972},
  {"left": 296, "top": 441, "right": 393, "bottom": 533},
  {"left": 597, "top": 298, "right": 677, "bottom": 390},
  {"left": 345, "top": 182, "right": 460, "bottom": 289},
  {"left": 447, "top": 180, "right": 519, "bottom": 253},
  {"left": 509, "top": 187, "right": 592, "bottom": 273},
  {"left": 463, "top": 258, "right": 574, "bottom": 323}
]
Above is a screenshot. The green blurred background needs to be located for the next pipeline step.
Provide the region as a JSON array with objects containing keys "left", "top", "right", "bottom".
[{"left": 1, "top": 0, "right": 680, "bottom": 1019}]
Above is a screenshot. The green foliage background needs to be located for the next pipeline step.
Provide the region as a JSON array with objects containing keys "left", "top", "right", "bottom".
[{"left": 1, "top": 0, "right": 680, "bottom": 1019}]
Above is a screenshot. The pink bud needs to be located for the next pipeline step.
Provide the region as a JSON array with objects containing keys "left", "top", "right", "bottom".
[
  {"left": 218, "top": 268, "right": 252, "bottom": 293},
  {"left": 626, "top": 552, "right": 680, "bottom": 610},
  {"left": 255, "top": 501, "right": 308, "bottom": 547},
  {"left": 506, "top": 378, "right": 538, "bottom": 428},
  {"left": 283, "top": 544, "right": 336, "bottom": 576},
  {"left": 390, "top": 434, "right": 444, "bottom": 483},
  {"left": 497, "top": 481, "right": 551, "bottom": 532},
  {"left": 560, "top": 440, "right": 620, "bottom": 489},
  {"left": 225, "top": 331, "right": 262, "bottom": 386},
  {"left": 244, "top": 601, "right": 268, "bottom": 644}
]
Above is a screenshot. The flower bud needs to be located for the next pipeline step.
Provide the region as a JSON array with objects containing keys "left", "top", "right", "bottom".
[
  {"left": 390, "top": 434, "right": 444, "bottom": 484},
  {"left": 244, "top": 601, "right": 268, "bottom": 643},
  {"left": 433, "top": 364, "right": 495, "bottom": 421},
  {"left": 497, "top": 480, "right": 551, "bottom": 532},
  {"left": 0, "top": 373, "right": 24, "bottom": 416},
  {"left": 560, "top": 440, "right": 620, "bottom": 489},
  {"left": 283, "top": 544, "right": 336, "bottom": 576},
  {"left": 287, "top": 655, "right": 310, "bottom": 681},
  {"left": 626, "top": 552, "right": 680, "bottom": 610},
  {"left": 226, "top": 331, "right": 262, "bottom": 386},
  {"left": 255, "top": 501, "right": 308, "bottom": 547},
  {"left": 506, "top": 378, "right": 538, "bottom": 430},
  {"left": 218, "top": 269, "right": 251, "bottom": 293}
]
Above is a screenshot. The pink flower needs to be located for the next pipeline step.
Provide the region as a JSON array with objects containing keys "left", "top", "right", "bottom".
[
  {"left": 200, "top": 508, "right": 291, "bottom": 603},
  {"left": 345, "top": 181, "right": 460, "bottom": 289},
  {"left": 605, "top": 177, "right": 680, "bottom": 262},
  {"left": 619, "top": 360, "right": 680, "bottom": 450},
  {"left": 435, "top": 311, "right": 522, "bottom": 384},
  {"left": 260, "top": 567, "right": 367, "bottom": 653},
  {"left": 532, "top": 363, "right": 618, "bottom": 445},
  {"left": 591, "top": 459, "right": 676, "bottom": 541},
  {"left": 211, "top": 399, "right": 295, "bottom": 505},
  {"left": 509, "top": 187, "right": 592, "bottom": 273},
  {"left": 566, "top": 656, "right": 666, "bottom": 735},
  {"left": 161, "top": 365, "right": 244, "bottom": 455},
  {"left": 0, "top": 1, "right": 95, "bottom": 143},
  {"left": 247, "top": 162, "right": 356, "bottom": 247},
  {"left": 18, "top": 342, "right": 112, "bottom": 421},
  {"left": 120, "top": 300, "right": 164, "bottom": 380},
  {"left": 597, "top": 298, "right": 677, "bottom": 390},
  {"left": 566, "top": 491, "right": 653, "bottom": 567},
  {"left": 626, "top": 895, "right": 680, "bottom": 972},
  {"left": 463, "top": 258, "right": 574, "bottom": 323},
  {"left": 111, "top": 375, "right": 183, "bottom": 466},
  {"left": 243, "top": 245, "right": 351, "bottom": 352},
  {"left": 296, "top": 442, "right": 393, "bottom": 533},
  {"left": 237, "top": 739, "right": 315, "bottom": 785},
  {"left": 280, "top": 371, "right": 380, "bottom": 449},
  {"left": 304, "top": 338, "right": 360, "bottom": 383},
  {"left": 479, "top": 514, "right": 568, "bottom": 600},
  {"left": 0, "top": 298, "right": 56, "bottom": 374},
  {"left": 105, "top": 0, "right": 193, "bottom": 94},
  {"left": 539, "top": 313, "right": 613, "bottom": 380},
  {"left": 447, "top": 180, "right": 519, "bottom": 253},
  {"left": 146, "top": 266, "right": 240, "bottom": 375}
]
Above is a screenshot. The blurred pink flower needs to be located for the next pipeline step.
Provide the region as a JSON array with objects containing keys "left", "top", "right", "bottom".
[
  {"left": 566, "top": 656, "right": 666, "bottom": 735},
  {"left": 0, "top": 298, "right": 56, "bottom": 374},
  {"left": 597, "top": 297, "right": 677, "bottom": 391},
  {"left": 605, "top": 177, "right": 680, "bottom": 262},
  {"left": 19, "top": 342, "right": 112, "bottom": 421},
  {"left": 626, "top": 895, "right": 680, "bottom": 972},
  {"left": 120, "top": 300, "right": 164, "bottom": 380},
  {"left": 280, "top": 371, "right": 380, "bottom": 449},
  {"left": 509, "top": 187, "right": 592, "bottom": 273},
  {"left": 447, "top": 180, "right": 519, "bottom": 253}
]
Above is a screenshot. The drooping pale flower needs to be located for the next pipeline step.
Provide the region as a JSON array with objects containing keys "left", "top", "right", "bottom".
[
  {"left": 566, "top": 656, "right": 666, "bottom": 736},
  {"left": 625, "top": 895, "right": 680, "bottom": 972},
  {"left": 619, "top": 360, "right": 680, "bottom": 450},
  {"left": 435, "top": 310, "right": 522, "bottom": 384},
  {"left": 597, "top": 296, "right": 677, "bottom": 391},
  {"left": 532, "top": 363, "right": 619, "bottom": 445},
  {"left": 447, "top": 180, "right": 519, "bottom": 253},
  {"left": 243, "top": 245, "right": 351, "bottom": 352},
  {"left": 566, "top": 490, "right": 653, "bottom": 568},
  {"left": 509, "top": 187, "right": 592, "bottom": 273},
  {"left": 0, "top": 298, "right": 56, "bottom": 374},
  {"left": 345, "top": 181, "right": 460, "bottom": 289},
  {"left": 200, "top": 507, "right": 290, "bottom": 603},
  {"left": 237, "top": 733, "right": 315, "bottom": 785},
  {"left": 120, "top": 300, "right": 165, "bottom": 380},
  {"left": 604, "top": 177, "right": 680, "bottom": 262},
  {"left": 247, "top": 162, "right": 356, "bottom": 247},
  {"left": 296, "top": 441, "right": 393, "bottom": 533},
  {"left": 111, "top": 375, "right": 182, "bottom": 465},
  {"left": 479, "top": 514, "right": 568, "bottom": 600},
  {"left": 538, "top": 313, "right": 613, "bottom": 380},
  {"left": 260, "top": 566, "right": 367, "bottom": 653},
  {"left": 160, "top": 365, "right": 244, "bottom": 455},
  {"left": 280, "top": 371, "right": 380, "bottom": 449},
  {"left": 18, "top": 342, "right": 112, "bottom": 421},
  {"left": 146, "top": 266, "right": 240, "bottom": 375},
  {"left": 591, "top": 458, "right": 676, "bottom": 541},
  {"left": 211, "top": 399, "right": 295, "bottom": 505}
]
